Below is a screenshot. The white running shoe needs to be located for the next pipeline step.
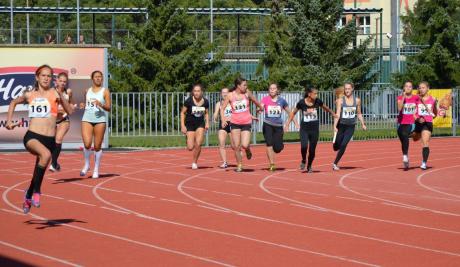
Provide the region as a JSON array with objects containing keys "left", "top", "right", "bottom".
[
  {"left": 332, "top": 164, "right": 340, "bottom": 171},
  {"left": 403, "top": 160, "right": 409, "bottom": 170},
  {"left": 192, "top": 163, "right": 198, "bottom": 170},
  {"left": 49, "top": 164, "right": 57, "bottom": 172},
  {"left": 80, "top": 165, "right": 90, "bottom": 177},
  {"left": 92, "top": 170, "right": 99, "bottom": 179},
  {"left": 219, "top": 162, "right": 228, "bottom": 169},
  {"left": 420, "top": 162, "right": 427, "bottom": 170}
]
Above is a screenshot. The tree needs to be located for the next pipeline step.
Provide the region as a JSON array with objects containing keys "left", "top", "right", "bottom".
[
  {"left": 394, "top": 0, "right": 460, "bottom": 88},
  {"left": 109, "top": 1, "right": 232, "bottom": 92},
  {"left": 262, "top": 0, "right": 377, "bottom": 91}
]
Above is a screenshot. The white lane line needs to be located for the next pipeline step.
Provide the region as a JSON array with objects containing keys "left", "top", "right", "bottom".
[
  {"left": 381, "top": 202, "right": 425, "bottom": 211},
  {"left": 68, "top": 200, "right": 96, "bottom": 207},
  {"left": 100, "top": 188, "right": 123, "bottom": 193},
  {"left": 417, "top": 165, "right": 460, "bottom": 200},
  {"left": 335, "top": 196, "right": 374, "bottom": 203},
  {"left": 127, "top": 192, "right": 156, "bottom": 199},
  {"left": 182, "top": 186, "right": 208, "bottom": 192},
  {"left": 378, "top": 190, "right": 415, "bottom": 197},
  {"left": 295, "top": 191, "right": 328, "bottom": 197},
  {"left": 1, "top": 208, "right": 25, "bottom": 216},
  {"left": 43, "top": 194, "right": 64, "bottom": 200},
  {"left": 211, "top": 191, "right": 242, "bottom": 197},
  {"left": 290, "top": 203, "right": 329, "bottom": 212},
  {"left": 160, "top": 198, "right": 191, "bottom": 205},
  {"left": 265, "top": 186, "right": 289, "bottom": 191},
  {"left": 225, "top": 180, "right": 253, "bottom": 186},
  {"left": 100, "top": 206, "right": 131, "bottom": 215},
  {"left": 125, "top": 177, "right": 146, "bottom": 182},
  {"left": 248, "top": 197, "right": 282, "bottom": 204},
  {"left": 149, "top": 181, "right": 175, "bottom": 187},
  {"left": 0, "top": 240, "right": 82, "bottom": 267},
  {"left": 197, "top": 205, "right": 231, "bottom": 213}
]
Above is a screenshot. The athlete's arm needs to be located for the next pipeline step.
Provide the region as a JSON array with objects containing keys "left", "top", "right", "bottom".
[
  {"left": 204, "top": 107, "right": 210, "bottom": 131},
  {"left": 6, "top": 92, "right": 28, "bottom": 130},
  {"left": 97, "top": 88, "right": 111, "bottom": 112},
  {"left": 356, "top": 97, "right": 367, "bottom": 130},
  {"left": 333, "top": 98, "right": 342, "bottom": 132},
  {"left": 285, "top": 107, "right": 299, "bottom": 131},
  {"left": 321, "top": 104, "right": 337, "bottom": 118},
  {"left": 220, "top": 94, "right": 231, "bottom": 127},
  {"left": 213, "top": 101, "right": 220, "bottom": 123},
  {"left": 180, "top": 106, "right": 188, "bottom": 134},
  {"left": 247, "top": 90, "right": 263, "bottom": 111},
  {"left": 56, "top": 89, "right": 74, "bottom": 115}
]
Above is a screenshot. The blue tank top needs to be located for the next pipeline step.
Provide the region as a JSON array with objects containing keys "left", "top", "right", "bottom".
[{"left": 339, "top": 96, "right": 357, "bottom": 125}]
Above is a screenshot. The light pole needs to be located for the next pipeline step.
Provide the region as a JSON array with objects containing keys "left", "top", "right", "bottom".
[
  {"left": 10, "top": 0, "right": 13, "bottom": 44},
  {"left": 26, "top": 0, "right": 30, "bottom": 44},
  {"left": 77, "top": 0, "right": 80, "bottom": 44},
  {"left": 210, "top": 0, "right": 214, "bottom": 60}
]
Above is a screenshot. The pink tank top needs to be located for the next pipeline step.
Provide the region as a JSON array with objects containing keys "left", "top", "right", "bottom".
[
  {"left": 230, "top": 92, "right": 252, "bottom": 125},
  {"left": 416, "top": 95, "right": 436, "bottom": 123},
  {"left": 397, "top": 94, "right": 418, "bottom": 124}
]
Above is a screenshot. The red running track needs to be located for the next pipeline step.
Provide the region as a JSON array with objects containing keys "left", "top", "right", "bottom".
[{"left": 1, "top": 138, "right": 460, "bottom": 266}]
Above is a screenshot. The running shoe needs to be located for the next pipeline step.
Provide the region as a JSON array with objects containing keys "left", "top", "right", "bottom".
[
  {"left": 192, "top": 163, "right": 198, "bottom": 170},
  {"left": 80, "top": 165, "right": 90, "bottom": 177},
  {"left": 245, "top": 148, "right": 252, "bottom": 160},
  {"left": 23, "top": 191, "right": 32, "bottom": 214},
  {"left": 49, "top": 163, "right": 61, "bottom": 172},
  {"left": 219, "top": 162, "right": 228, "bottom": 169},
  {"left": 403, "top": 160, "right": 409, "bottom": 170},
  {"left": 420, "top": 162, "right": 427, "bottom": 170},
  {"left": 299, "top": 162, "right": 306, "bottom": 170},
  {"left": 332, "top": 164, "right": 340, "bottom": 171},
  {"left": 49, "top": 164, "right": 56, "bottom": 172},
  {"left": 269, "top": 164, "right": 276, "bottom": 172},
  {"left": 32, "top": 193, "right": 41, "bottom": 208},
  {"left": 235, "top": 164, "right": 243, "bottom": 172},
  {"left": 23, "top": 199, "right": 32, "bottom": 214},
  {"left": 307, "top": 167, "right": 313, "bottom": 173}
]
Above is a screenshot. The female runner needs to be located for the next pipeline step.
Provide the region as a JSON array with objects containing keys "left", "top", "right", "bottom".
[
  {"left": 49, "top": 72, "right": 73, "bottom": 171},
  {"left": 332, "top": 82, "right": 367, "bottom": 171},
  {"left": 221, "top": 77, "right": 263, "bottom": 172},
  {"left": 213, "top": 87, "right": 234, "bottom": 168},
  {"left": 260, "top": 83, "right": 290, "bottom": 171},
  {"left": 396, "top": 81, "right": 418, "bottom": 169},
  {"left": 413, "top": 81, "right": 437, "bottom": 170},
  {"left": 80, "top": 71, "right": 111, "bottom": 178},
  {"left": 6, "top": 64, "right": 73, "bottom": 213},
  {"left": 180, "top": 84, "right": 209, "bottom": 169},
  {"left": 286, "top": 87, "right": 335, "bottom": 173}
]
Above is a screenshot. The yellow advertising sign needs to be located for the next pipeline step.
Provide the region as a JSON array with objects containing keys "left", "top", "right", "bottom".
[{"left": 413, "top": 89, "right": 453, "bottom": 128}]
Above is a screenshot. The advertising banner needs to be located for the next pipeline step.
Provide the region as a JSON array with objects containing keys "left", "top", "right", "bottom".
[{"left": 0, "top": 46, "right": 108, "bottom": 149}]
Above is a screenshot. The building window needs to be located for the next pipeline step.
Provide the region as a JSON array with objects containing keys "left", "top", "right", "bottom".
[
  {"left": 358, "top": 15, "right": 371, "bottom": 34},
  {"left": 336, "top": 16, "right": 347, "bottom": 29}
]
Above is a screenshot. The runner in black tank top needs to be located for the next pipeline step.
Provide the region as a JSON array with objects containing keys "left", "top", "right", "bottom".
[{"left": 332, "top": 82, "right": 367, "bottom": 171}]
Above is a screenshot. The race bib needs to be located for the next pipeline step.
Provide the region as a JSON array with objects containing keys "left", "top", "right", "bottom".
[
  {"left": 28, "top": 98, "right": 51, "bottom": 118},
  {"left": 267, "top": 105, "right": 282, "bottom": 118},
  {"left": 342, "top": 107, "right": 356, "bottom": 119},
  {"left": 85, "top": 98, "right": 99, "bottom": 111},
  {"left": 223, "top": 105, "right": 232, "bottom": 118},
  {"left": 303, "top": 108, "right": 318, "bottom": 122},
  {"left": 418, "top": 104, "right": 432, "bottom": 116},
  {"left": 192, "top": 106, "right": 205, "bottom": 117},
  {"left": 402, "top": 103, "right": 416, "bottom": 115},
  {"left": 233, "top": 99, "right": 248, "bottom": 113}
]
